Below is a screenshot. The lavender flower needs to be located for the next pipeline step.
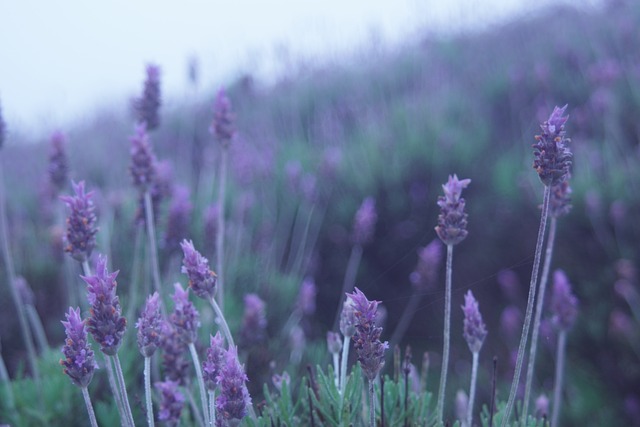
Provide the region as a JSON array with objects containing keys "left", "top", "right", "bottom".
[
  {"left": 61, "top": 181, "right": 98, "bottom": 262},
  {"left": 163, "top": 186, "right": 192, "bottom": 254},
  {"left": 549, "top": 180, "right": 573, "bottom": 218},
  {"left": 0, "top": 101, "right": 5, "bottom": 149},
  {"left": 15, "top": 276, "right": 34, "bottom": 306},
  {"left": 83, "top": 256, "right": 127, "bottom": 355},
  {"left": 339, "top": 298, "right": 357, "bottom": 338},
  {"left": 216, "top": 346, "right": 251, "bottom": 423},
  {"left": 410, "top": 239, "right": 443, "bottom": 290},
  {"left": 169, "top": 283, "right": 200, "bottom": 345},
  {"left": 352, "top": 197, "right": 377, "bottom": 246},
  {"left": 240, "top": 294, "right": 267, "bottom": 347},
  {"left": 462, "top": 290, "right": 487, "bottom": 353},
  {"left": 535, "top": 394, "right": 549, "bottom": 418},
  {"left": 551, "top": 270, "right": 578, "bottom": 331},
  {"left": 48, "top": 131, "right": 68, "bottom": 194},
  {"left": 60, "top": 307, "right": 97, "bottom": 388},
  {"left": 211, "top": 88, "right": 235, "bottom": 147},
  {"left": 180, "top": 239, "right": 217, "bottom": 299},
  {"left": 347, "top": 288, "right": 388, "bottom": 381},
  {"left": 533, "top": 105, "right": 572, "bottom": 187},
  {"left": 156, "top": 380, "right": 184, "bottom": 427},
  {"left": 134, "top": 64, "right": 161, "bottom": 130},
  {"left": 327, "top": 331, "right": 342, "bottom": 354},
  {"left": 160, "top": 320, "right": 191, "bottom": 385},
  {"left": 297, "top": 277, "right": 317, "bottom": 316},
  {"left": 129, "top": 123, "right": 157, "bottom": 193},
  {"left": 202, "top": 332, "right": 225, "bottom": 390},
  {"left": 435, "top": 175, "right": 471, "bottom": 246},
  {"left": 136, "top": 292, "right": 162, "bottom": 357}
]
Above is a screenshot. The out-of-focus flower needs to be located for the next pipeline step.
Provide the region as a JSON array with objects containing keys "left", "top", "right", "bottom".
[
  {"left": 14, "top": 276, "right": 34, "bottom": 306},
  {"left": 0, "top": 101, "right": 6, "bottom": 149},
  {"left": 156, "top": 380, "right": 184, "bottom": 427},
  {"left": 455, "top": 390, "right": 469, "bottom": 423},
  {"left": 240, "top": 294, "right": 267, "bottom": 347},
  {"left": 549, "top": 180, "right": 572, "bottom": 218},
  {"left": 60, "top": 307, "right": 97, "bottom": 388},
  {"left": 48, "top": 131, "right": 68, "bottom": 194},
  {"left": 297, "top": 277, "right": 317, "bottom": 316},
  {"left": 134, "top": 64, "right": 161, "bottom": 130},
  {"left": 211, "top": 88, "right": 235, "bottom": 147},
  {"left": 533, "top": 105, "right": 572, "bottom": 187},
  {"left": 163, "top": 186, "right": 192, "bottom": 254},
  {"left": 462, "top": 290, "right": 487, "bottom": 353},
  {"left": 435, "top": 175, "right": 471, "bottom": 246},
  {"left": 180, "top": 239, "right": 217, "bottom": 300},
  {"left": 500, "top": 306, "right": 523, "bottom": 340},
  {"left": 551, "top": 270, "right": 578, "bottom": 331},
  {"left": 497, "top": 269, "right": 521, "bottom": 302},
  {"left": 327, "top": 331, "right": 342, "bottom": 354},
  {"left": 216, "top": 346, "right": 251, "bottom": 423},
  {"left": 160, "top": 320, "right": 190, "bottom": 385},
  {"left": 136, "top": 292, "right": 162, "bottom": 357},
  {"left": 535, "top": 393, "right": 549, "bottom": 418},
  {"left": 352, "top": 197, "right": 377, "bottom": 246},
  {"left": 272, "top": 372, "right": 290, "bottom": 392},
  {"left": 61, "top": 181, "right": 98, "bottom": 262},
  {"left": 339, "top": 298, "right": 356, "bottom": 338},
  {"left": 169, "top": 283, "right": 200, "bottom": 345},
  {"left": 129, "top": 124, "right": 157, "bottom": 193},
  {"left": 410, "top": 239, "right": 443, "bottom": 291},
  {"left": 202, "top": 332, "right": 225, "bottom": 391}
]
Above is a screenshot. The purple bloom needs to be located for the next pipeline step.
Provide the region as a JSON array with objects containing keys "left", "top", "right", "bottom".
[
  {"left": 339, "top": 299, "right": 357, "bottom": 338},
  {"left": 15, "top": 276, "right": 34, "bottom": 306},
  {"left": 60, "top": 307, "right": 97, "bottom": 388},
  {"left": 216, "top": 346, "right": 251, "bottom": 422},
  {"left": 533, "top": 105, "right": 572, "bottom": 186},
  {"left": 347, "top": 287, "right": 388, "bottom": 381},
  {"left": 61, "top": 181, "right": 98, "bottom": 262},
  {"left": 169, "top": 283, "right": 200, "bottom": 345},
  {"left": 134, "top": 64, "right": 161, "bottom": 130},
  {"left": 159, "top": 320, "right": 191, "bottom": 385},
  {"left": 327, "top": 331, "right": 342, "bottom": 355},
  {"left": 155, "top": 380, "right": 184, "bottom": 427},
  {"left": 129, "top": 123, "right": 157, "bottom": 193},
  {"left": 549, "top": 180, "right": 572, "bottom": 218},
  {"left": 352, "top": 197, "right": 377, "bottom": 246},
  {"left": 180, "top": 239, "right": 217, "bottom": 299},
  {"left": 202, "top": 332, "right": 226, "bottom": 391},
  {"left": 296, "top": 277, "right": 317, "bottom": 316},
  {"left": 435, "top": 175, "right": 471, "bottom": 246},
  {"left": 83, "top": 255, "right": 127, "bottom": 355},
  {"left": 535, "top": 394, "right": 549, "bottom": 418},
  {"left": 204, "top": 203, "right": 220, "bottom": 244},
  {"left": 240, "top": 294, "right": 267, "bottom": 347},
  {"left": 462, "top": 290, "right": 487, "bottom": 353},
  {"left": 211, "top": 88, "right": 236, "bottom": 147},
  {"left": 163, "top": 186, "right": 192, "bottom": 255},
  {"left": 410, "top": 239, "right": 443, "bottom": 291},
  {"left": 551, "top": 270, "right": 578, "bottom": 331},
  {"left": 48, "top": 131, "right": 68, "bottom": 194},
  {"left": 136, "top": 292, "right": 162, "bottom": 357}
]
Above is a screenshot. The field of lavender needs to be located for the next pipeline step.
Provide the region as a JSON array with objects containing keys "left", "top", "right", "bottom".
[{"left": 1, "top": 2, "right": 640, "bottom": 426}]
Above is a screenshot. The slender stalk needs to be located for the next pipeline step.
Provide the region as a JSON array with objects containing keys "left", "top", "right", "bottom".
[
  {"left": 144, "top": 356, "right": 155, "bottom": 427},
  {"left": 389, "top": 292, "right": 423, "bottom": 352},
  {"left": 523, "top": 217, "right": 558, "bottom": 421},
  {"left": 144, "top": 191, "right": 163, "bottom": 303},
  {"left": 189, "top": 343, "right": 211, "bottom": 427},
  {"left": 436, "top": 244, "right": 453, "bottom": 423},
  {"left": 209, "top": 296, "right": 235, "bottom": 348},
  {"left": 489, "top": 356, "right": 497, "bottom": 427},
  {"left": 185, "top": 387, "right": 206, "bottom": 427},
  {"left": 340, "top": 336, "right": 351, "bottom": 395},
  {"left": 290, "top": 204, "right": 316, "bottom": 276},
  {"left": 368, "top": 380, "right": 375, "bottom": 427},
  {"left": 209, "top": 390, "right": 216, "bottom": 427},
  {"left": 82, "top": 386, "right": 99, "bottom": 427},
  {"left": 113, "top": 354, "right": 136, "bottom": 427},
  {"left": 332, "top": 352, "right": 340, "bottom": 389},
  {"left": 551, "top": 331, "right": 567, "bottom": 427},
  {"left": 215, "top": 148, "right": 228, "bottom": 313},
  {"left": 0, "top": 162, "right": 39, "bottom": 380},
  {"left": 332, "top": 244, "right": 363, "bottom": 331},
  {"left": 104, "top": 354, "right": 127, "bottom": 425},
  {"left": 126, "top": 226, "right": 144, "bottom": 322},
  {"left": 381, "top": 376, "right": 386, "bottom": 427},
  {"left": 467, "top": 351, "right": 479, "bottom": 427},
  {"left": 502, "top": 186, "right": 551, "bottom": 426},
  {"left": 26, "top": 304, "right": 48, "bottom": 352}
]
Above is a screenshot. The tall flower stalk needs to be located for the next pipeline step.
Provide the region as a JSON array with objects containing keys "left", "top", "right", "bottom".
[
  {"left": 435, "top": 174, "right": 471, "bottom": 423},
  {"left": 137, "top": 292, "right": 163, "bottom": 427},
  {"left": 461, "top": 291, "right": 487, "bottom": 427},
  {"left": 502, "top": 105, "right": 572, "bottom": 426},
  {"left": 339, "top": 299, "right": 356, "bottom": 395}
]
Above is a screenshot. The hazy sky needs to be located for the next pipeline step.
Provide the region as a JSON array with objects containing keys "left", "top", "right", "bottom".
[{"left": 0, "top": 0, "right": 591, "bottom": 135}]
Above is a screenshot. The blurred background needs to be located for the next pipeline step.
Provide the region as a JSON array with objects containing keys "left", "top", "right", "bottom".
[{"left": 1, "top": 0, "right": 639, "bottom": 425}]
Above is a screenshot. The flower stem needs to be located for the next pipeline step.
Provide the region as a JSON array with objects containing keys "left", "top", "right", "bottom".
[
  {"left": 209, "top": 296, "right": 235, "bottom": 348},
  {"left": 209, "top": 390, "right": 216, "bottom": 427},
  {"left": 26, "top": 304, "right": 49, "bottom": 352},
  {"left": 144, "top": 356, "right": 155, "bottom": 427},
  {"left": 112, "top": 354, "right": 136, "bottom": 427},
  {"left": 144, "top": 191, "right": 164, "bottom": 311},
  {"left": 215, "top": 148, "right": 228, "bottom": 314},
  {"left": 523, "top": 217, "right": 558, "bottom": 421},
  {"left": 502, "top": 185, "right": 551, "bottom": 426},
  {"left": 103, "top": 353, "right": 127, "bottom": 424},
  {"left": 551, "top": 330, "right": 567, "bottom": 427},
  {"left": 369, "top": 379, "right": 375, "bottom": 427},
  {"left": 436, "top": 243, "right": 453, "bottom": 423},
  {"left": 189, "top": 342, "right": 211, "bottom": 427},
  {"left": 332, "top": 352, "right": 340, "bottom": 389},
  {"left": 340, "top": 336, "right": 351, "bottom": 395},
  {"left": 332, "top": 244, "right": 363, "bottom": 331},
  {"left": 467, "top": 351, "right": 479, "bottom": 427},
  {"left": 81, "top": 386, "right": 99, "bottom": 427}
]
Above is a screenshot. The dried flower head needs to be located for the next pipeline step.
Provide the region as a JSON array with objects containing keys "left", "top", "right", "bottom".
[
  {"left": 551, "top": 270, "right": 578, "bottom": 331},
  {"left": 216, "top": 346, "right": 252, "bottom": 422},
  {"left": 462, "top": 290, "right": 487, "bottom": 353},
  {"left": 180, "top": 239, "right": 217, "bottom": 299},
  {"left": 169, "top": 283, "right": 200, "bottom": 345},
  {"left": 339, "top": 298, "right": 357, "bottom": 338},
  {"left": 134, "top": 64, "right": 161, "bottom": 130},
  {"left": 211, "top": 88, "right": 235, "bottom": 147},
  {"left": 163, "top": 186, "right": 192, "bottom": 254},
  {"left": 61, "top": 181, "right": 98, "bottom": 262},
  {"left": 410, "top": 239, "right": 443, "bottom": 291},
  {"left": 136, "top": 292, "right": 162, "bottom": 357},
  {"left": 297, "top": 277, "right": 317, "bottom": 316},
  {"left": 83, "top": 256, "right": 127, "bottom": 355},
  {"left": 159, "top": 320, "right": 191, "bottom": 385},
  {"left": 347, "top": 287, "right": 388, "bottom": 381},
  {"left": 129, "top": 123, "right": 157, "bottom": 193},
  {"left": 240, "top": 294, "right": 267, "bottom": 347},
  {"left": 202, "top": 332, "right": 225, "bottom": 391},
  {"left": 533, "top": 105, "right": 572, "bottom": 186},
  {"left": 48, "top": 131, "right": 68, "bottom": 194},
  {"left": 549, "top": 179, "right": 573, "bottom": 218},
  {"left": 60, "top": 307, "right": 97, "bottom": 388},
  {"left": 156, "top": 380, "right": 185, "bottom": 427},
  {"left": 327, "top": 331, "right": 342, "bottom": 355},
  {"left": 435, "top": 175, "right": 471, "bottom": 246},
  {"left": 352, "top": 197, "right": 377, "bottom": 246}
]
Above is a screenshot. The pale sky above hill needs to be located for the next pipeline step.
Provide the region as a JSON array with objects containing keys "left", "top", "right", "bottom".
[{"left": 0, "top": 0, "right": 600, "bottom": 136}]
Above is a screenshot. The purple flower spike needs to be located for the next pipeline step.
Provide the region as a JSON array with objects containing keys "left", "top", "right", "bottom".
[
  {"left": 164, "top": 186, "right": 193, "bottom": 254},
  {"left": 240, "top": 294, "right": 267, "bottom": 347},
  {"left": 180, "top": 239, "right": 217, "bottom": 299},
  {"left": 48, "top": 131, "right": 68, "bottom": 194},
  {"left": 211, "top": 88, "right": 235, "bottom": 147},
  {"left": 202, "top": 332, "right": 225, "bottom": 391},
  {"left": 297, "top": 277, "right": 317, "bottom": 316},
  {"left": 339, "top": 299, "right": 357, "bottom": 338},
  {"left": 347, "top": 288, "right": 388, "bottom": 381},
  {"left": 216, "top": 346, "right": 252, "bottom": 422},
  {"left": 61, "top": 181, "right": 98, "bottom": 262},
  {"left": 410, "top": 239, "right": 443, "bottom": 291},
  {"left": 352, "top": 197, "right": 377, "bottom": 246},
  {"left": 551, "top": 270, "right": 578, "bottom": 331},
  {"left": 549, "top": 180, "right": 572, "bottom": 218},
  {"left": 169, "top": 283, "right": 200, "bottom": 345},
  {"left": 435, "top": 175, "right": 471, "bottom": 246},
  {"left": 83, "top": 255, "right": 127, "bottom": 355},
  {"left": 129, "top": 123, "right": 157, "bottom": 193},
  {"left": 136, "top": 292, "right": 162, "bottom": 357},
  {"left": 533, "top": 105, "right": 572, "bottom": 186},
  {"left": 134, "top": 64, "right": 161, "bottom": 130},
  {"left": 60, "top": 307, "right": 97, "bottom": 388},
  {"left": 160, "top": 320, "right": 191, "bottom": 385},
  {"left": 462, "top": 290, "right": 487, "bottom": 353},
  {"left": 156, "top": 380, "right": 185, "bottom": 427}
]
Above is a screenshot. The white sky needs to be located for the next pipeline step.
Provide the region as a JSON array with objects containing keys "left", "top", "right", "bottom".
[{"left": 0, "top": 0, "right": 594, "bottom": 135}]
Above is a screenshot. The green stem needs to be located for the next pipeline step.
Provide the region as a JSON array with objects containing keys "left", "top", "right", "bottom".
[
  {"left": 467, "top": 351, "right": 479, "bottom": 427},
  {"left": 209, "top": 296, "right": 235, "bottom": 348},
  {"left": 82, "top": 386, "right": 99, "bottom": 427},
  {"left": 26, "top": 304, "right": 48, "bottom": 352},
  {"left": 216, "top": 148, "right": 228, "bottom": 314},
  {"left": 332, "top": 352, "right": 340, "bottom": 389},
  {"left": 104, "top": 354, "right": 127, "bottom": 425},
  {"left": 502, "top": 185, "right": 551, "bottom": 426},
  {"left": 369, "top": 379, "right": 375, "bottom": 427},
  {"left": 436, "top": 243, "right": 453, "bottom": 423},
  {"left": 340, "top": 336, "right": 351, "bottom": 395},
  {"left": 126, "top": 226, "right": 144, "bottom": 322},
  {"left": 523, "top": 217, "right": 558, "bottom": 421},
  {"left": 0, "top": 338, "right": 16, "bottom": 414},
  {"left": 113, "top": 354, "right": 136, "bottom": 427},
  {"left": 144, "top": 191, "right": 164, "bottom": 312},
  {"left": 144, "top": 356, "right": 155, "bottom": 427},
  {"left": 209, "top": 390, "right": 216, "bottom": 427},
  {"left": 551, "top": 331, "right": 567, "bottom": 427},
  {"left": 189, "top": 343, "right": 211, "bottom": 427}
]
